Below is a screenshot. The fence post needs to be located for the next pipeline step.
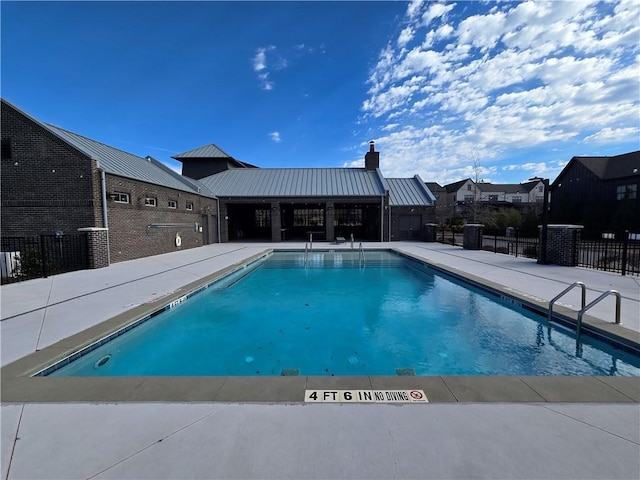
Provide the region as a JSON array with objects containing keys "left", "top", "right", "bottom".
[
  {"left": 494, "top": 233, "right": 497, "bottom": 253},
  {"left": 39, "top": 235, "right": 48, "bottom": 278},
  {"left": 621, "top": 230, "right": 629, "bottom": 276},
  {"left": 515, "top": 229, "right": 519, "bottom": 258}
]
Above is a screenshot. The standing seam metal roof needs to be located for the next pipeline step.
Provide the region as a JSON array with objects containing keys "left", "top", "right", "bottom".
[
  {"left": 172, "top": 144, "right": 233, "bottom": 159},
  {"left": 387, "top": 177, "right": 435, "bottom": 206},
  {"left": 199, "top": 168, "right": 387, "bottom": 197},
  {"left": 44, "top": 124, "right": 209, "bottom": 195}
]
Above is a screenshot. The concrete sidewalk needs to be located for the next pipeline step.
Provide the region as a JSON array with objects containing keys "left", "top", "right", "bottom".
[{"left": 2, "top": 242, "right": 639, "bottom": 479}]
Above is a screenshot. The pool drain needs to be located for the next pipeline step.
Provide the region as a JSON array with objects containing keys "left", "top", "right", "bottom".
[{"left": 93, "top": 355, "right": 111, "bottom": 369}]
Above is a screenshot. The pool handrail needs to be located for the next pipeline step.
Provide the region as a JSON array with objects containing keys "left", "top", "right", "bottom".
[
  {"left": 548, "top": 281, "right": 586, "bottom": 324},
  {"left": 577, "top": 289, "right": 622, "bottom": 337}
]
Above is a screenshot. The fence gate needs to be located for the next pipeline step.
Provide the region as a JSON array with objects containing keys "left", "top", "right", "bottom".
[{"left": 1, "top": 234, "right": 89, "bottom": 284}]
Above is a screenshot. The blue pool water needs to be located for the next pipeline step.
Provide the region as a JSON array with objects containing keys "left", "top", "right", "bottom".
[{"left": 48, "top": 251, "right": 640, "bottom": 377}]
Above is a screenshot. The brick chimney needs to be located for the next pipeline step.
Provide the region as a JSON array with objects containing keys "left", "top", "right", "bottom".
[{"left": 364, "top": 140, "right": 379, "bottom": 170}]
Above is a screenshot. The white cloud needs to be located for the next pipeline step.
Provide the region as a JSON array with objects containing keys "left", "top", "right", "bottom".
[
  {"left": 398, "top": 26, "right": 415, "bottom": 47},
  {"left": 584, "top": 127, "right": 640, "bottom": 143},
  {"left": 421, "top": 2, "right": 456, "bottom": 27},
  {"left": 359, "top": 0, "right": 640, "bottom": 184},
  {"left": 269, "top": 131, "right": 281, "bottom": 143}
]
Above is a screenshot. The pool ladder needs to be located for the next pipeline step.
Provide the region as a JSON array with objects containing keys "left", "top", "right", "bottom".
[
  {"left": 548, "top": 282, "right": 621, "bottom": 349},
  {"left": 358, "top": 242, "right": 365, "bottom": 268}
]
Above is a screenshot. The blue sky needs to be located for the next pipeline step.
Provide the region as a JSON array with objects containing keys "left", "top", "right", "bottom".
[{"left": 2, "top": 1, "right": 638, "bottom": 185}]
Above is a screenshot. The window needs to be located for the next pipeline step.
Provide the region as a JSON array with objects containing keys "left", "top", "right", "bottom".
[
  {"left": 538, "top": 186, "right": 544, "bottom": 192},
  {"left": 617, "top": 184, "right": 637, "bottom": 200},
  {"left": 466, "top": 184, "right": 472, "bottom": 191},
  {"left": 143, "top": 197, "right": 157, "bottom": 207},
  {"left": 186, "top": 202, "right": 194, "bottom": 211},
  {"left": 1, "top": 139, "right": 11, "bottom": 160},
  {"left": 464, "top": 195, "right": 474, "bottom": 202},
  {"left": 168, "top": 200, "right": 177, "bottom": 209},
  {"left": 334, "top": 208, "right": 363, "bottom": 227},
  {"left": 488, "top": 195, "right": 499, "bottom": 201},
  {"left": 255, "top": 209, "right": 271, "bottom": 227},
  {"left": 112, "top": 192, "right": 130, "bottom": 204},
  {"left": 512, "top": 196, "right": 522, "bottom": 203},
  {"left": 535, "top": 195, "right": 544, "bottom": 203},
  {"left": 293, "top": 208, "right": 324, "bottom": 227}
]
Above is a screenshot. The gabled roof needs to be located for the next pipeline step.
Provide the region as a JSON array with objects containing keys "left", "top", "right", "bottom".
[
  {"left": 552, "top": 150, "right": 640, "bottom": 188},
  {"left": 45, "top": 124, "right": 210, "bottom": 195},
  {"left": 2, "top": 98, "right": 212, "bottom": 196},
  {"left": 388, "top": 176, "right": 435, "bottom": 206},
  {"left": 444, "top": 178, "right": 471, "bottom": 193},
  {"left": 575, "top": 151, "right": 640, "bottom": 180},
  {"left": 476, "top": 181, "right": 539, "bottom": 194},
  {"left": 199, "top": 168, "right": 387, "bottom": 197},
  {"left": 172, "top": 143, "right": 257, "bottom": 168},
  {"left": 424, "top": 182, "right": 446, "bottom": 194},
  {"left": 173, "top": 143, "right": 232, "bottom": 159}
]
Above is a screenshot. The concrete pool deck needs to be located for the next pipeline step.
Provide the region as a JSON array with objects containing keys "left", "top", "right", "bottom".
[{"left": 2, "top": 242, "right": 639, "bottom": 478}]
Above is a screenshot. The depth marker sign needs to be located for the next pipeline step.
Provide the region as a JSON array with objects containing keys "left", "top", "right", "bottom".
[{"left": 304, "top": 389, "right": 428, "bottom": 403}]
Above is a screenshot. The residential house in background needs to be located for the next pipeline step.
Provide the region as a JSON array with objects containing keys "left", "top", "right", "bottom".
[
  {"left": 424, "top": 182, "right": 447, "bottom": 225},
  {"left": 441, "top": 178, "right": 544, "bottom": 225},
  {"left": 550, "top": 151, "right": 640, "bottom": 233}
]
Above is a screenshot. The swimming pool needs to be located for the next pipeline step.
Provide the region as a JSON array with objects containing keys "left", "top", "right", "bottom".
[{"left": 43, "top": 250, "right": 640, "bottom": 377}]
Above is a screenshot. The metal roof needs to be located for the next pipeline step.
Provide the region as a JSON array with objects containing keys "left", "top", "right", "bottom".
[
  {"left": 387, "top": 176, "right": 435, "bottom": 206},
  {"left": 173, "top": 144, "right": 233, "bottom": 159},
  {"left": 44, "top": 124, "right": 209, "bottom": 195},
  {"left": 199, "top": 168, "right": 387, "bottom": 197}
]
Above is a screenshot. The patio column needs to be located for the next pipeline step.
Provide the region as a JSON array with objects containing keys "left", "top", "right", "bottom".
[
  {"left": 325, "top": 202, "right": 335, "bottom": 242},
  {"left": 271, "top": 202, "right": 282, "bottom": 242}
]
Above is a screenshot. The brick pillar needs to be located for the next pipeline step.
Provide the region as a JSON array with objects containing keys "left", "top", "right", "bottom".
[
  {"left": 463, "top": 224, "right": 484, "bottom": 250},
  {"left": 424, "top": 223, "right": 438, "bottom": 242},
  {"left": 77, "top": 227, "right": 109, "bottom": 269},
  {"left": 542, "top": 224, "right": 583, "bottom": 266},
  {"left": 271, "top": 202, "right": 282, "bottom": 242},
  {"left": 325, "top": 202, "right": 335, "bottom": 242}
]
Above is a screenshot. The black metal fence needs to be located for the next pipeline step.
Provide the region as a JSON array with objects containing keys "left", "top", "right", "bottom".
[
  {"left": 481, "top": 230, "right": 540, "bottom": 259},
  {"left": 1, "top": 234, "right": 89, "bottom": 284},
  {"left": 576, "top": 231, "right": 640, "bottom": 276}
]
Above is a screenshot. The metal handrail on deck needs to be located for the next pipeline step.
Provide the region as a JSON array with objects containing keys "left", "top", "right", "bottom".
[
  {"left": 576, "top": 290, "right": 622, "bottom": 339},
  {"left": 309, "top": 233, "right": 313, "bottom": 251},
  {"left": 304, "top": 243, "right": 308, "bottom": 268},
  {"left": 548, "top": 282, "right": 586, "bottom": 324},
  {"left": 350, "top": 233, "right": 354, "bottom": 250}
]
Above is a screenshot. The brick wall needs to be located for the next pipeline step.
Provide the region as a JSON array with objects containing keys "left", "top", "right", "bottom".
[
  {"left": 1, "top": 101, "right": 101, "bottom": 236},
  {"left": 463, "top": 224, "right": 484, "bottom": 250},
  {"left": 542, "top": 224, "right": 583, "bottom": 266},
  {"left": 389, "top": 206, "right": 435, "bottom": 241},
  {"left": 78, "top": 228, "right": 110, "bottom": 268},
  {"left": 105, "top": 175, "right": 218, "bottom": 263}
]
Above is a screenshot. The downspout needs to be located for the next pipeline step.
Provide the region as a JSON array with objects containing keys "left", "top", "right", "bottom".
[
  {"left": 99, "top": 168, "right": 111, "bottom": 264},
  {"left": 380, "top": 195, "right": 384, "bottom": 242},
  {"left": 217, "top": 199, "right": 221, "bottom": 243},
  {"left": 387, "top": 195, "right": 391, "bottom": 242}
]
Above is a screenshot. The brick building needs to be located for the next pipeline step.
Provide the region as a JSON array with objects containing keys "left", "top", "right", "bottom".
[
  {"left": 1, "top": 99, "right": 436, "bottom": 268},
  {"left": 1, "top": 99, "right": 218, "bottom": 264}
]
